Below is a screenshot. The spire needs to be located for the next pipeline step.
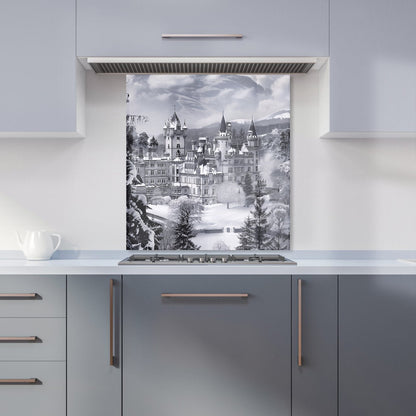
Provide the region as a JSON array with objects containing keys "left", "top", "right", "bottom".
[
  {"left": 219, "top": 112, "right": 226, "bottom": 133},
  {"left": 249, "top": 118, "right": 257, "bottom": 136}
]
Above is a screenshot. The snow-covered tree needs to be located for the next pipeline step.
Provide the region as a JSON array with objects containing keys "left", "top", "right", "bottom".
[
  {"left": 237, "top": 216, "right": 255, "bottom": 250},
  {"left": 216, "top": 182, "right": 245, "bottom": 209},
  {"left": 169, "top": 196, "right": 203, "bottom": 221},
  {"left": 269, "top": 206, "right": 290, "bottom": 250},
  {"left": 126, "top": 194, "right": 161, "bottom": 250},
  {"left": 172, "top": 203, "right": 200, "bottom": 250},
  {"left": 251, "top": 190, "right": 272, "bottom": 249},
  {"left": 242, "top": 173, "right": 254, "bottom": 206},
  {"left": 279, "top": 129, "right": 290, "bottom": 161},
  {"left": 237, "top": 176, "right": 272, "bottom": 250},
  {"left": 137, "top": 132, "right": 149, "bottom": 159},
  {"left": 126, "top": 127, "right": 160, "bottom": 250}
]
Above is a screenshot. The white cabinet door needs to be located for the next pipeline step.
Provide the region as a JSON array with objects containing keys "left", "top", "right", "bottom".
[
  {"left": 327, "top": 0, "right": 416, "bottom": 137},
  {"left": 77, "top": 0, "right": 329, "bottom": 57},
  {"left": 0, "top": 0, "right": 84, "bottom": 138}
]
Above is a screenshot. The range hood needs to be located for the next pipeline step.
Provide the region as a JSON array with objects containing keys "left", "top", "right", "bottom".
[{"left": 86, "top": 57, "right": 324, "bottom": 74}]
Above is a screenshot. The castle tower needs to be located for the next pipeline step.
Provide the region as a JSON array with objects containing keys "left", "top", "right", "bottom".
[
  {"left": 215, "top": 113, "right": 232, "bottom": 161},
  {"left": 246, "top": 118, "right": 260, "bottom": 175},
  {"left": 247, "top": 118, "right": 259, "bottom": 149},
  {"left": 163, "top": 110, "right": 186, "bottom": 159}
]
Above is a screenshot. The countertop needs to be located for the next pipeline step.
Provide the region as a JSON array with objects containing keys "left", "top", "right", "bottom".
[{"left": 0, "top": 251, "right": 415, "bottom": 275}]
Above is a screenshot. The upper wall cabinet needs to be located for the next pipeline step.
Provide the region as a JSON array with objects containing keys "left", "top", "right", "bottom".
[
  {"left": 77, "top": 0, "right": 329, "bottom": 57},
  {"left": 0, "top": 0, "right": 84, "bottom": 139},
  {"left": 325, "top": 0, "right": 416, "bottom": 138}
]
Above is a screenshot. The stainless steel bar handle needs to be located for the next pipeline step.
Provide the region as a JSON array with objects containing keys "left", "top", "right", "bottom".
[
  {"left": 109, "top": 279, "right": 115, "bottom": 367},
  {"left": 0, "top": 378, "right": 39, "bottom": 385},
  {"left": 161, "top": 293, "right": 248, "bottom": 298},
  {"left": 162, "top": 34, "right": 243, "bottom": 39},
  {"left": 0, "top": 293, "right": 38, "bottom": 299},
  {"left": 0, "top": 336, "right": 38, "bottom": 342},
  {"left": 298, "top": 279, "right": 303, "bottom": 367}
]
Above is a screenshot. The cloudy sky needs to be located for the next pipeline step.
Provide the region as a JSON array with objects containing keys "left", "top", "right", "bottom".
[{"left": 126, "top": 74, "right": 290, "bottom": 137}]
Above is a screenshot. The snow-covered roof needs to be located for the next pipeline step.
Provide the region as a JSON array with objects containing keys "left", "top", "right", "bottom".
[{"left": 240, "top": 144, "right": 249, "bottom": 154}]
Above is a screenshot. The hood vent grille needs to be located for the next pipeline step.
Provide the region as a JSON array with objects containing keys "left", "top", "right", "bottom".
[{"left": 89, "top": 61, "right": 314, "bottom": 74}]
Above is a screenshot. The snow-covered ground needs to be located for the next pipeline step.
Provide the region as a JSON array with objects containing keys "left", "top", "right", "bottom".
[
  {"left": 197, "top": 204, "right": 250, "bottom": 230},
  {"left": 193, "top": 229, "right": 240, "bottom": 250},
  {"left": 149, "top": 203, "right": 249, "bottom": 229},
  {"left": 149, "top": 203, "right": 250, "bottom": 250}
]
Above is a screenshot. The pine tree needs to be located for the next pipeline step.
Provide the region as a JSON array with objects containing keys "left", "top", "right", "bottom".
[
  {"left": 137, "top": 132, "right": 149, "bottom": 159},
  {"left": 126, "top": 193, "right": 161, "bottom": 250},
  {"left": 254, "top": 175, "right": 267, "bottom": 197},
  {"left": 172, "top": 204, "right": 200, "bottom": 250},
  {"left": 251, "top": 177, "right": 272, "bottom": 249},
  {"left": 242, "top": 173, "right": 254, "bottom": 206},
  {"left": 279, "top": 129, "right": 290, "bottom": 161},
  {"left": 237, "top": 216, "right": 255, "bottom": 250}
]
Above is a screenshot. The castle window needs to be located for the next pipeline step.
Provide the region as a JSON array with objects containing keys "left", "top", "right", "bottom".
[{"left": 176, "top": 144, "right": 180, "bottom": 148}]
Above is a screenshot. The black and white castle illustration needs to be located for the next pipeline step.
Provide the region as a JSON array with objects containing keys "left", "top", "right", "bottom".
[{"left": 126, "top": 74, "right": 290, "bottom": 251}]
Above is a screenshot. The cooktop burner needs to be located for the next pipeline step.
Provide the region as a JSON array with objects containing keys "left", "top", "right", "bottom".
[{"left": 119, "top": 253, "right": 297, "bottom": 265}]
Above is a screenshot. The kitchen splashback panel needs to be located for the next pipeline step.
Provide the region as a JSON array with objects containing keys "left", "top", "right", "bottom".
[{"left": 126, "top": 74, "right": 290, "bottom": 250}]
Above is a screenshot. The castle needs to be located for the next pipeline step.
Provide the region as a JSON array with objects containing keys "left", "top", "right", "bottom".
[{"left": 133, "top": 111, "right": 260, "bottom": 205}]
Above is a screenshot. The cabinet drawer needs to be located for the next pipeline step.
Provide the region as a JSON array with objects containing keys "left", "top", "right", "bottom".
[
  {"left": 0, "top": 362, "right": 65, "bottom": 416},
  {"left": 0, "top": 276, "right": 65, "bottom": 317},
  {"left": 0, "top": 318, "right": 65, "bottom": 361}
]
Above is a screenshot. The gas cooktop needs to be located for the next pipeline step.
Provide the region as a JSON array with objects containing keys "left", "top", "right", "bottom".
[{"left": 119, "top": 253, "right": 297, "bottom": 265}]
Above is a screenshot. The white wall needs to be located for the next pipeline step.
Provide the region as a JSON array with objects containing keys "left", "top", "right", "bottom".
[
  {"left": 0, "top": 72, "right": 125, "bottom": 250},
  {"left": 0, "top": 70, "right": 415, "bottom": 250}
]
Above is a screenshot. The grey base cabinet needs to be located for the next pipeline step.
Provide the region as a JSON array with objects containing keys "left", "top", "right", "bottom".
[
  {"left": 123, "top": 275, "right": 291, "bottom": 416},
  {"left": 67, "top": 275, "right": 121, "bottom": 416},
  {"left": 339, "top": 275, "right": 416, "bottom": 416},
  {"left": 0, "top": 362, "right": 65, "bottom": 416},
  {"left": 0, "top": 275, "right": 66, "bottom": 416},
  {"left": 292, "top": 276, "right": 338, "bottom": 416}
]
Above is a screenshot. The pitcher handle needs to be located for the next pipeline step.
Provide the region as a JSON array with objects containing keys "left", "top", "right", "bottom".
[
  {"left": 51, "top": 234, "right": 61, "bottom": 253},
  {"left": 15, "top": 231, "right": 23, "bottom": 248}
]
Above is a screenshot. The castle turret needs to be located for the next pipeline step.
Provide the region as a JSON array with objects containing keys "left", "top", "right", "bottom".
[
  {"left": 219, "top": 113, "right": 227, "bottom": 134},
  {"left": 246, "top": 118, "right": 259, "bottom": 175},
  {"left": 215, "top": 113, "right": 232, "bottom": 161},
  {"left": 247, "top": 118, "right": 259, "bottom": 149},
  {"left": 164, "top": 110, "right": 186, "bottom": 159}
]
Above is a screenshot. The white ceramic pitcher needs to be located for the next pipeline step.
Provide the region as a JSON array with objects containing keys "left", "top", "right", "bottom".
[{"left": 16, "top": 230, "right": 61, "bottom": 260}]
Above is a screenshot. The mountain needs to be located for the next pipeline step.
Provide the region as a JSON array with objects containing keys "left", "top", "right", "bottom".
[
  {"left": 259, "top": 109, "right": 291, "bottom": 121},
  {"left": 185, "top": 113, "right": 290, "bottom": 143}
]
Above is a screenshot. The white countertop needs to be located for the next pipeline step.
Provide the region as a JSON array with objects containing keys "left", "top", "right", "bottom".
[{"left": 0, "top": 251, "right": 414, "bottom": 275}]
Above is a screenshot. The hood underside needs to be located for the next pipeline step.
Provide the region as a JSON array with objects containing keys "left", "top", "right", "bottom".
[{"left": 86, "top": 57, "right": 320, "bottom": 74}]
